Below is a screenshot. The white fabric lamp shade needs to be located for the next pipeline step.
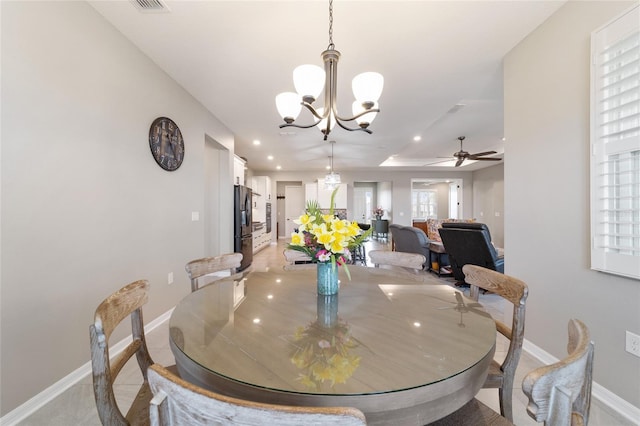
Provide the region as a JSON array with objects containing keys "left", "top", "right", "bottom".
[
  {"left": 352, "top": 101, "right": 378, "bottom": 125},
  {"left": 352, "top": 72, "right": 384, "bottom": 103},
  {"left": 293, "top": 64, "right": 325, "bottom": 101},
  {"left": 275, "top": 92, "right": 302, "bottom": 121}
]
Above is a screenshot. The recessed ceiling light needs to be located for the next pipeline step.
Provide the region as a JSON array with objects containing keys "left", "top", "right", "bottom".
[
  {"left": 325, "top": 165, "right": 331, "bottom": 170},
  {"left": 502, "top": 137, "right": 506, "bottom": 141},
  {"left": 253, "top": 140, "right": 261, "bottom": 145},
  {"left": 276, "top": 165, "right": 282, "bottom": 170},
  {"left": 267, "top": 155, "right": 274, "bottom": 160},
  {"left": 413, "top": 136, "right": 421, "bottom": 142}
]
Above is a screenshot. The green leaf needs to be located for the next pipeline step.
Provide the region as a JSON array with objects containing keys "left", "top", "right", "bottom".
[{"left": 329, "top": 187, "right": 339, "bottom": 215}]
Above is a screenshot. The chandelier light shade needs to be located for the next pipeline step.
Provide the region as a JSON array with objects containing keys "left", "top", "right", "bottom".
[
  {"left": 275, "top": 92, "right": 302, "bottom": 123},
  {"left": 276, "top": 0, "right": 383, "bottom": 140},
  {"left": 293, "top": 65, "right": 325, "bottom": 102}
]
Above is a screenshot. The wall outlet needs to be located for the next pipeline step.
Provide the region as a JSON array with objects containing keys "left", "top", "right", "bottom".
[
  {"left": 168, "top": 272, "right": 174, "bottom": 285},
  {"left": 625, "top": 331, "right": 640, "bottom": 358}
]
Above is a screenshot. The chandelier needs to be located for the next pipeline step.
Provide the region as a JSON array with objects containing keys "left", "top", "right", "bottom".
[
  {"left": 275, "top": 0, "right": 383, "bottom": 140},
  {"left": 325, "top": 141, "right": 341, "bottom": 190}
]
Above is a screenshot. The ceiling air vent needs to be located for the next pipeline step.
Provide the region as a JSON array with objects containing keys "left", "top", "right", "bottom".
[{"left": 131, "top": 0, "right": 170, "bottom": 13}]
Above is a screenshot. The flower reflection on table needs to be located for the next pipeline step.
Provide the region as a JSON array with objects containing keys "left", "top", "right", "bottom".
[{"left": 290, "top": 294, "right": 362, "bottom": 391}]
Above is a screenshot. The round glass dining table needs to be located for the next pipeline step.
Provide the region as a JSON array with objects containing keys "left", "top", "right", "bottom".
[{"left": 169, "top": 265, "right": 496, "bottom": 425}]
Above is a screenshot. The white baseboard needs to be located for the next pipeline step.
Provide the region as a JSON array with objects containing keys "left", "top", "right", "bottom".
[
  {"left": 523, "top": 338, "right": 640, "bottom": 425},
  {"left": 0, "top": 308, "right": 174, "bottom": 426}
]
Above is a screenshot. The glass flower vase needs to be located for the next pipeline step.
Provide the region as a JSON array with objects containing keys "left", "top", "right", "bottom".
[
  {"left": 317, "top": 294, "right": 339, "bottom": 328},
  {"left": 316, "top": 262, "right": 339, "bottom": 295}
]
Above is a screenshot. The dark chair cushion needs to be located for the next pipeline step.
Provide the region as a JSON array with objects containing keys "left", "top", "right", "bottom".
[{"left": 439, "top": 222, "right": 502, "bottom": 283}]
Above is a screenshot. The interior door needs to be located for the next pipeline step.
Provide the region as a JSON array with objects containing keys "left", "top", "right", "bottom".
[
  {"left": 285, "top": 185, "right": 304, "bottom": 237},
  {"left": 353, "top": 187, "right": 372, "bottom": 223}
]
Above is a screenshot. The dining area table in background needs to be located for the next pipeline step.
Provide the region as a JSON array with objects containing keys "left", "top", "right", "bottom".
[{"left": 169, "top": 265, "right": 497, "bottom": 425}]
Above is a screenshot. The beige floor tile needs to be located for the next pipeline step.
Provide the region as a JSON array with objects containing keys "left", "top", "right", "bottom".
[{"left": 16, "top": 238, "right": 631, "bottom": 425}]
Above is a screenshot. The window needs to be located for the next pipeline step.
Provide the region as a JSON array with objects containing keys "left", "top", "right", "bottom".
[
  {"left": 412, "top": 190, "right": 437, "bottom": 219},
  {"left": 590, "top": 5, "right": 640, "bottom": 279}
]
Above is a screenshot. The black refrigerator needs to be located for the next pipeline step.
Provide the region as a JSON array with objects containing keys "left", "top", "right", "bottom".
[{"left": 234, "top": 185, "right": 253, "bottom": 271}]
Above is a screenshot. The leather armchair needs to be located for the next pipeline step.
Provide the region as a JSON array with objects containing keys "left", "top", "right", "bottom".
[
  {"left": 389, "top": 224, "right": 430, "bottom": 269},
  {"left": 438, "top": 222, "right": 504, "bottom": 283}
]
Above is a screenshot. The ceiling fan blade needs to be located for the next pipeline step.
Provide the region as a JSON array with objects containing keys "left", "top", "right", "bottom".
[
  {"left": 469, "top": 151, "right": 497, "bottom": 157},
  {"left": 424, "top": 158, "right": 454, "bottom": 166},
  {"left": 455, "top": 158, "right": 465, "bottom": 167},
  {"left": 473, "top": 157, "right": 502, "bottom": 161}
]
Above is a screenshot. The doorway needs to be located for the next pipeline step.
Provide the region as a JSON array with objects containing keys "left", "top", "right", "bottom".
[
  {"left": 284, "top": 185, "right": 305, "bottom": 237},
  {"left": 411, "top": 179, "right": 463, "bottom": 220},
  {"left": 204, "top": 135, "right": 232, "bottom": 255}
]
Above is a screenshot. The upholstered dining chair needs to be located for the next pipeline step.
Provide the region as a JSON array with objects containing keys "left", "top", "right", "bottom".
[
  {"left": 283, "top": 248, "right": 313, "bottom": 265},
  {"left": 463, "top": 264, "right": 528, "bottom": 422},
  {"left": 368, "top": 250, "right": 426, "bottom": 274},
  {"left": 522, "top": 319, "right": 594, "bottom": 426},
  {"left": 429, "top": 319, "right": 593, "bottom": 426},
  {"left": 185, "top": 253, "right": 243, "bottom": 292},
  {"left": 89, "top": 280, "right": 156, "bottom": 426},
  {"left": 147, "top": 364, "right": 368, "bottom": 425}
]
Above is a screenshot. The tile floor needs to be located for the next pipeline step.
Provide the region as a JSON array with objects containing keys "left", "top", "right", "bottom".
[{"left": 17, "top": 238, "right": 634, "bottom": 425}]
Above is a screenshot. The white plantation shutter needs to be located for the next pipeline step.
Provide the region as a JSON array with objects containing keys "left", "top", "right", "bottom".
[{"left": 590, "top": 4, "right": 640, "bottom": 279}]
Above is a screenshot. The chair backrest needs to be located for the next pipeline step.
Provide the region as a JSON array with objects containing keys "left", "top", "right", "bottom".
[
  {"left": 147, "top": 364, "right": 367, "bottom": 425},
  {"left": 283, "top": 248, "right": 313, "bottom": 264},
  {"left": 522, "top": 319, "right": 594, "bottom": 426},
  {"left": 185, "top": 253, "right": 243, "bottom": 292},
  {"left": 282, "top": 263, "right": 316, "bottom": 271},
  {"left": 369, "top": 250, "right": 426, "bottom": 274},
  {"left": 390, "top": 225, "right": 430, "bottom": 261},
  {"left": 439, "top": 222, "right": 502, "bottom": 282},
  {"left": 463, "top": 264, "right": 528, "bottom": 395},
  {"left": 90, "top": 280, "right": 154, "bottom": 426}
]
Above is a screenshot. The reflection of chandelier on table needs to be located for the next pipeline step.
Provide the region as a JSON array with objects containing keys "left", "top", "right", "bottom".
[{"left": 275, "top": 0, "right": 383, "bottom": 140}]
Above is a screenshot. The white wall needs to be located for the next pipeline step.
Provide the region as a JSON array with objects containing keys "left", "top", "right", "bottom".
[
  {"left": 504, "top": 0, "right": 639, "bottom": 409},
  {"left": 0, "top": 1, "right": 235, "bottom": 414},
  {"left": 472, "top": 164, "right": 504, "bottom": 247}
]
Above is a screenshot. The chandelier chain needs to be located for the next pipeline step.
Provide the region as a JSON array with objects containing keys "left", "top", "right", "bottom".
[{"left": 328, "top": 0, "right": 334, "bottom": 49}]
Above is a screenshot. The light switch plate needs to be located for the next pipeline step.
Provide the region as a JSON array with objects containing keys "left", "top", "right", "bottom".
[{"left": 626, "top": 331, "right": 640, "bottom": 357}]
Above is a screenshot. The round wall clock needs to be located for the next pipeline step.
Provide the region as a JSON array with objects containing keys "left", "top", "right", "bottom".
[{"left": 149, "top": 117, "right": 185, "bottom": 171}]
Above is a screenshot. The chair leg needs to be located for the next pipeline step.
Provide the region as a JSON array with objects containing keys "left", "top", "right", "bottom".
[{"left": 499, "top": 378, "right": 514, "bottom": 422}]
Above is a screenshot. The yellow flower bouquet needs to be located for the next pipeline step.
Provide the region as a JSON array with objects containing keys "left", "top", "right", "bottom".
[{"left": 288, "top": 188, "right": 371, "bottom": 279}]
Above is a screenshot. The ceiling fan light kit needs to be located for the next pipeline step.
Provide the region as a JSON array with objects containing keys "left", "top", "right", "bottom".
[{"left": 275, "top": 0, "right": 383, "bottom": 140}]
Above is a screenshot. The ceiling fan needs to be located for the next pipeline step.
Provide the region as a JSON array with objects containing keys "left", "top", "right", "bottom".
[{"left": 450, "top": 136, "right": 502, "bottom": 167}]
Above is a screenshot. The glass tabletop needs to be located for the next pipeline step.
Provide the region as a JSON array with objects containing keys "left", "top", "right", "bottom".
[{"left": 169, "top": 265, "right": 496, "bottom": 397}]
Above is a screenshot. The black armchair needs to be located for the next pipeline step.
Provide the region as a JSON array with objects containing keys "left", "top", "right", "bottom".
[{"left": 438, "top": 222, "right": 504, "bottom": 283}]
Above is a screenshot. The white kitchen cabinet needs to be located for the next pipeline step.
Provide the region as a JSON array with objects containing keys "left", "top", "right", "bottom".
[
  {"left": 305, "top": 181, "right": 347, "bottom": 208},
  {"left": 252, "top": 226, "right": 271, "bottom": 254},
  {"left": 233, "top": 155, "right": 246, "bottom": 186},
  {"left": 305, "top": 183, "right": 318, "bottom": 204},
  {"left": 252, "top": 176, "right": 272, "bottom": 222}
]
